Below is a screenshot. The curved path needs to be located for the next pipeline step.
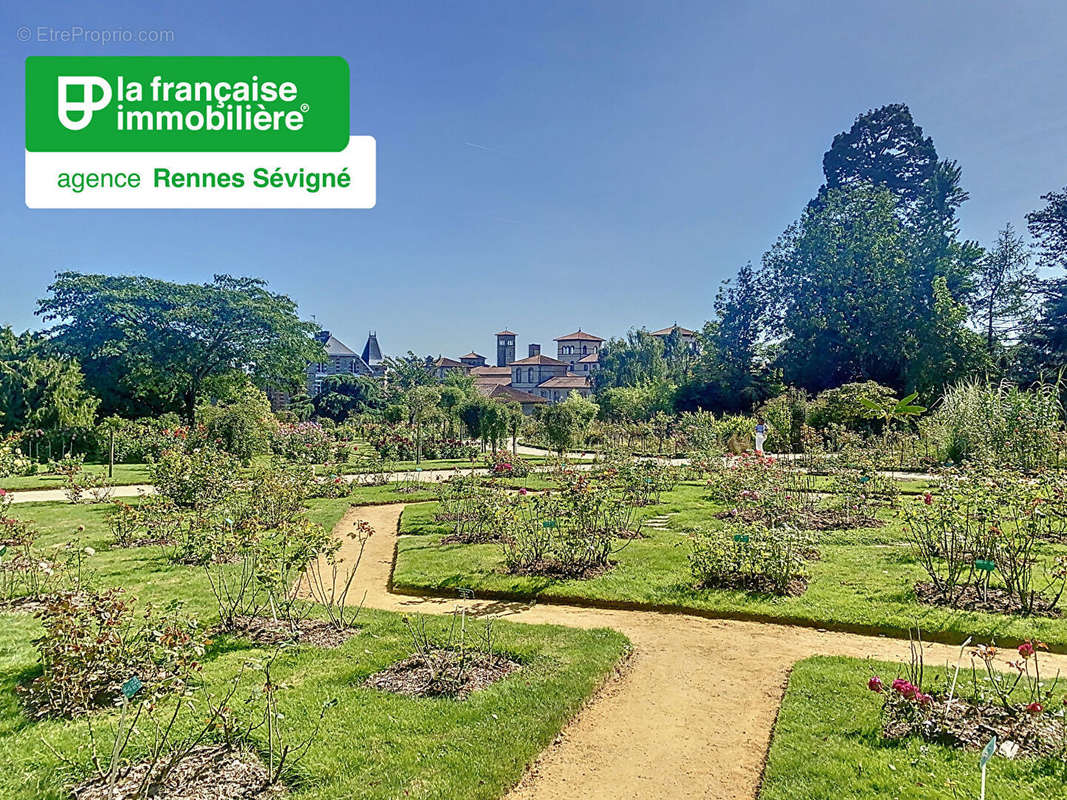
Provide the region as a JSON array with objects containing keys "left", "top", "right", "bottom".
[{"left": 331, "top": 503, "right": 1067, "bottom": 800}]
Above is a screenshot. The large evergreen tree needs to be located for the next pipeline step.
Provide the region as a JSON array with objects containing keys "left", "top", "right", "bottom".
[{"left": 1024, "top": 187, "right": 1067, "bottom": 373}]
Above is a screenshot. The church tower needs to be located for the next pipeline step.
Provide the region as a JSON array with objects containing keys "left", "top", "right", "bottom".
[{"left": 496, "top": 330, "right": 516, "bottom": 367}]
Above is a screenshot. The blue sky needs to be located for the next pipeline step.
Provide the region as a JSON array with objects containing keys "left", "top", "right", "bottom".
[{"left": 2, "top": 1, "right": 1066, "bottom": 359}]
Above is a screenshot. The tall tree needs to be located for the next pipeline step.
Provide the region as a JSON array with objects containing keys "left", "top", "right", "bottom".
[
  {"left": 36, "top": 273, "right": 322, "bottom": 425},
  {"left": 972, "top": 223, "right": 1034, "bottom": 352},
  {"left": 765, "top": 184, "right": 983, "bottom": 394},
  {"left": 0, "top": 327, "right": 99, "bottom": 451},
  {"left": 312, "top": 373, "right": 384, "bottom": 422},
  {"left": 819, "top": 104, "right": 943, "bottom": 213},
  {"left": 1024, "top": 187, "right": 1067, "bottom": 372},
  {"left": 594, "top": 330, "right": 668, "bottom": 390}
]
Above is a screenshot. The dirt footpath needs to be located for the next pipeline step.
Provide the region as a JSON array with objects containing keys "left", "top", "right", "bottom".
[{"left": 332, "top": 503, "right": 1067, "bottom": 800}]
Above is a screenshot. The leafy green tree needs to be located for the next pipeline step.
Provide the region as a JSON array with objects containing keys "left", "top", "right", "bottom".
[
  {"left": 404, "top": 385, "right": 441, "bottom": 464},
  {"left": 537, "top": 392, "right": 598, "bottom": 455},
  {"left": 0, "top": 327, "right": 99, "bottom": 454},
  {"left": 199, "top": 385, "right": 276, "bottom": 463},
  {"left": 36, "top": 273, "right": 322, "bottom": 425},
  {"left": 972, "top": 223, "right": 1035, "bottom": 353},
  {"left": 312, "top": 373, "right": 384, "bottom": 422},
  {"left": 598, "top": 380, "right": 675, "bottom": 422},
  {"left": 676, "top": 265, "right": 780, "bottom": 414},
  {"left": 459, "top": 395, "right": 506, "bottom": 452},
  {"left": 382, "top": 352, "right": 435, "bottom": 400},
  {"left": 594, "top": 330, "right": 668, "bottom": 390}
]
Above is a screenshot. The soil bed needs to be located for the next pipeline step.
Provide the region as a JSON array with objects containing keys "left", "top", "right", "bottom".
[
  {"left": 885, "top": 698, "right": 1067, "bottom": 759},
  {"left": 715, "top": 506, "right": 884, "bottom": 531},
  {"left": 366, "top": 648, "right": 520, "bottom": 699},
  {"left": 507, "top": 560, "right": 616, "bottom": 581},
  {"left": 227, "top": 615, "right": 358, "bottom": 648},
  {"left": 72, "top": 744, "right": 284, "bottom": 800},
  {"left": 914, "top": 582, "right": 1062, "bottom": 618}
]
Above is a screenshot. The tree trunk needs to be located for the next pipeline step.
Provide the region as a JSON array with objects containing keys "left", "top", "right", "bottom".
[{"left": 184, "top": 389, "right": 197, "bottom": 427}]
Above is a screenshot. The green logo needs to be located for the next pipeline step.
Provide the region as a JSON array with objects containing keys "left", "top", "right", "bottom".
[{"left": 27, "top": 56, "right": 350, "bottom": 152}]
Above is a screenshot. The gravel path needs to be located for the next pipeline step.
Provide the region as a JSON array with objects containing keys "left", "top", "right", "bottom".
[{"left": 329, "top": 502, "right": 1066, "bottom": 800}]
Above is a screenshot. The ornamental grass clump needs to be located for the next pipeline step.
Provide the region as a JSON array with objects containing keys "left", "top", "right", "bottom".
[{"left": 868, "top": 635, "right": 1067, "bottom": 760}]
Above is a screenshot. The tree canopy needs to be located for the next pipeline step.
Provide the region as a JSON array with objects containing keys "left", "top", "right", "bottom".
[{"left": 36, "top": 273, "right": 322, "bottom": 425}]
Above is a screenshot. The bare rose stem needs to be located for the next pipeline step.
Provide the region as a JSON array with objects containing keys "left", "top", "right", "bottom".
[{"left": 945, "top": 636, "right": 973, "bottom": 716}]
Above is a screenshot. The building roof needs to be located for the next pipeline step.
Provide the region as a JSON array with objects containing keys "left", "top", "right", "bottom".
[
  {"left": 577, "top": 352, "right": 600, "bottom": 363},
  {"left": 432, "top": 356, "right": 467, "bottom": 369},
  {"left": 495, "top": 329, "right": 517, "bottom": 336},
  {"left": 473, "top": 375, "right": 512, "bottom": 392},
  {"left": 651, "top": 325, "right": 697, "bottom": 338},
  {"left": 538, "top": 375, "right": 591, "bottom": 389},
  {"left": 554, "top": 330, "right": 604, "bottom": 342},
  {"left": 509, "top": 353, "right": 568, "bottom": 367},
  {"left": 315, "top": 331, "right": 359, "bottom": 358},
  {"left": 490, "top": 385, "right": 549, "bottom": 404},
  {"left": 460, "top": 352, "right": 485, "bottom": 360},
  {"left": 361, "top": 331, "right": 383, "bottom": 365},
  {"left": 470, "top": 365, "right": 512, "bottom": 377}
]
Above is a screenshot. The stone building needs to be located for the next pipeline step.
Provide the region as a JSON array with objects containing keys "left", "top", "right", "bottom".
[
  {"left": 651, "top": 324, "right": 699, "bottom": 352},
  {"left": 307, "top": 331, "right": 373, "bottom": 397},
  {"left": 460, "top": 352, "right": 487, "bottom": 368},
  {"left": 555, "top": 330, "right": 604, "bottom": 373},
  {"left": 496, "top": 331, "right": 516, "bottom": 367}
]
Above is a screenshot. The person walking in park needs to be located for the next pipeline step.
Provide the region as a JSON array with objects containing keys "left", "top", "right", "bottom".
[{"left": 754, "top": 417, "right": 767, "bottom": 454}]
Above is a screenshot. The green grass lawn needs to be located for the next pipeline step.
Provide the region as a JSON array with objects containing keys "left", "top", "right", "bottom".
[
  {"left": 759, "top": 655, "right": 1067, "bottom": 799},
  {"left": 1, "top": 499, "right": 630, "bottom": 800},
  {"left": 392, "top": 482, "right": 1067, "bottom": 650}
]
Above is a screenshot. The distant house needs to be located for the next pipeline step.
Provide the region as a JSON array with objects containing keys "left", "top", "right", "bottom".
[
  {"left": 441, "top": 327, "right": 598, "bottom": 406},
  {"left": 555, "top": 330, "right": 604, "bottom": 373},
  {"left": 651, "top": 324, "right": 699, "bottom": 352},
  {"left": 431, "top": 356, "right": 471, "bottom": 381},
  {"left": 307, "top": 331, "right": 373, "bottom": 397},
  {"left": 476, "top": 382, "right": 549, "bottom": 415},
  {"left": 361, "top": 331, "right": 386, "bottom": 376}
]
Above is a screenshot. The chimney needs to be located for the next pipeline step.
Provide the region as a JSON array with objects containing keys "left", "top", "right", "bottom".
[{"left": 528, "top": 343, "right": 541, "bottom": 357}]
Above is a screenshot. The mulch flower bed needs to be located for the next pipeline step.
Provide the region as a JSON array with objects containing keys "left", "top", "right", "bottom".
[
  {"left": 72, "top": 745, "right": 285, "bottom": 800},
  {"left": 914, "top": 582, "right": 1062, "bottom": 618},
  {"left": 366, "top": 648, "right": 520, "bottom": 699},
  {"left": 0, "top": 595, "right": 52, "bottom": 614},
  {"left": 508, "top": 560, "right": 616, "bottom": 581},
  {"left": 884, "top": 698, "right": 1067, "bottom": 760},
  {"left": 715, "top": 506, "right": 884, "bottom": 531},
  {"left": 228, "top": 616, "right": 358, "bottom": 648},
  {"left": 440, "top": 530, "right": 499, "bottom": 545}
]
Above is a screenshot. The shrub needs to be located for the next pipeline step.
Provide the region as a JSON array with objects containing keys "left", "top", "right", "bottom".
[
  {"left": 272, "top": 422, "right": 339, "bottom": 464},
  {"left": 689, "top": 521, "right": 810, "bottom": 595},
  {"left": 199, "top": 388, "right": 277, "bottom": 463},
  {"left": 149, "top": 448, "right": 242, "bottom": 508},
  {"left": 18, "top": 590, "right": 206, "bottom": 718}
]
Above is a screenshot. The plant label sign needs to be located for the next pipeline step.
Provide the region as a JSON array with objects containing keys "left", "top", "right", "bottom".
[
  {"left": 975, "top": 559, "right": 996, "bottom": 572},
  {"left": 733, "top": 534, "right": 750, "bottom": 543},
  {"left": 980, "top": 735, "right": 996, "bottom": 767},
  {"left": 121, "top": 675, "right": 143, "bottom": 699}
]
